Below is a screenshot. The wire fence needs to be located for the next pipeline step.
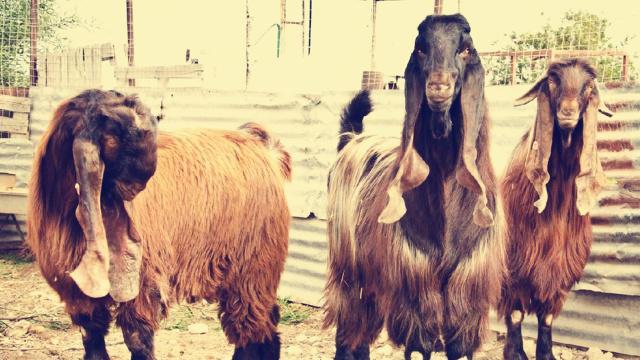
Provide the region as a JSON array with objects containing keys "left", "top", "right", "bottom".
[{"left": 0, "top": 0, "right": 638, "bottom": 96}]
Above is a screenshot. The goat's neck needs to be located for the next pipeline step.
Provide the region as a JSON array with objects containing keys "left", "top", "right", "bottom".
[
  {"left": 548, "top": 121, "right": 584, "bottom": 182},
  {"left": 399, "top": 105, "right": 463, "bottom": 252}
]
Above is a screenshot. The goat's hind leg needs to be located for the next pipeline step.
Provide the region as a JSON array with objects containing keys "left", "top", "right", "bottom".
[
  {"left": 69, "top": 301, "right": 112, "bottom": 360},
  {"left": 503, "top": 305, "right": 528, "bottom": 360},
  {"left": 535, "top": 310, "right": 556, "bottom": 360}
]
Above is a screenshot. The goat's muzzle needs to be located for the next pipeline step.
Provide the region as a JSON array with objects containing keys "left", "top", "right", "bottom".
[{"left": 426, "top": 72, "right": 455, "bottom": 111}]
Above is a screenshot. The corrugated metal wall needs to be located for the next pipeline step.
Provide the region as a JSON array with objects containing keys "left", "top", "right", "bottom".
[{"left": 0, "top": 85, "right": 638, "bottom": 354}]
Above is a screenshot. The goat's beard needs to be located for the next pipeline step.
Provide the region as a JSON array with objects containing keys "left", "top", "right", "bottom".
[{"left": 431, "top": 111, "right": 452, "bottom": 139}]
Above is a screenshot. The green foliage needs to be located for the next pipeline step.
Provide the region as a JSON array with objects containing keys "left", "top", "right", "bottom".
[
  {"left": 486, "top": 11, "right": 635, "bottom": 85},
  {"left": 278, "top": 297, "right": 311, "bottom": 325},
  {"left": 0, "top": 0, "right": 80, "bottom": 87}
]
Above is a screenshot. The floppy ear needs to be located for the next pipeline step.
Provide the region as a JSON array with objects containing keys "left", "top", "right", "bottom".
[
  {"left": 378, "top": 50, "right": 430, "bottom": 223},
  {"left": 514, "top": 76, "right": 547, "bottom": 107},
  {"left": 68, "top": 95, "right": 144, "bottom": 302},
  {"left": 523, "top": 82, "right": 554, "bottom": 213},
  {"left": 576, "top": 85, "right": 607, "bottom": 215},
  {"left": 455, "top": 56, "right": 494, "bottom": 227}
]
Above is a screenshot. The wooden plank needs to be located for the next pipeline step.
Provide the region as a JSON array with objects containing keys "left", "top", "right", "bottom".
[
  {"left": 0, "top": 95, "right": 31, "bottom": 112},
  {"left": 0, "top": 189, "right": 28, "bottom": 214},
  {"left": 114, "top": 64, "right": 204, "bottom": 82}
]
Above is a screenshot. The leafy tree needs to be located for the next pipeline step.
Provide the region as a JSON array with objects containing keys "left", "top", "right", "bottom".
[
  {"left": 484, "top": 11, "right": 635, "bottom": 85},
  {"left": 1, "top": 0, "right": 80, "bottom": 87}
]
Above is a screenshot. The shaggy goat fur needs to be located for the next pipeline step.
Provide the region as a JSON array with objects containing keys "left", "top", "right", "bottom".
[
  {"left": 324, "top": 14, "right": 505, "bottom": 360},
  {"left": 27, "top": 90, "right": 291, "bottom": 359},
  {"left": 498, "top": 58, "right": 608, "bottom": 360}
]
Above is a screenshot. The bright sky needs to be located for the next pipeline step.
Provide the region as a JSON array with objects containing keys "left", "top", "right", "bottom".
[{"left": 56, "top": 0, "right": 640, "bottom": 91}]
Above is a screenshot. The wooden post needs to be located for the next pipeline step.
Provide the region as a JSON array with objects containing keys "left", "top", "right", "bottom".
[
  {"left": 370, "top": 0, "right": 377, "bottom": 71},
  {"left": 622, "top": 54, "right": 629, "bottom": 82},
  {"left": 30, "top": 0, "right": 38, "bottom": 87},
  {"left": 434, "top": 0, "right": 443, "bottom": 14},
  {"left": 126, "top": 0, "right": 135, "bottom": 86},
  {"left": 510, "top": 54, "right": 517, "bottom": 85}
]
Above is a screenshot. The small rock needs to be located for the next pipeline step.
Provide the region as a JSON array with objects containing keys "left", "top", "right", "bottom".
[
  {"left": 294, "top": 333, "right": 307, "bottom": 342},
  {"left": 14, "top": 320, "right": 31, "bottom": 329},
  {"left": 603, "top": 352, "right": 614, "bottom": 360},
  {"left": 307, "top": 335, "right": 321, "bottom": 344},
  {"left": 379, "top": 344, "right": 393, "bottom": 355},
  {"left": 28, "top": 324, "right": 46, "bottom": 334},
  {"left": 287, "top": 345, "right": 302, "bottom": 355},
  {"left": 50, "top": 337, "right": 60, "bottom": 345},
  {"left": 187, "top": 323, "right": 208, "bottom": 334},
  {"left": 5, "top": 326, "right": 29, "bottom": 338},
  {"left": 559, "top": 348, "right": 574, "bottom": 360},
  {"left": 586, "top": 347, "right": 604, "bottom": 360}
]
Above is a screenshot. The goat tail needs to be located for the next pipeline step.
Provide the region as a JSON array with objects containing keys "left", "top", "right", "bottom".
[
  {"left": 337, "top": 90, "right": 373, "bottom": 152},
  {"left": 239, "top": 122, "right": 292, "bottom": 181}
]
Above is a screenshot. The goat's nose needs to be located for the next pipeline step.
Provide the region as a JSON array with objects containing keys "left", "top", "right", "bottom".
[{"left": 560, "top": 105, "right": 578, "bottom": 117}]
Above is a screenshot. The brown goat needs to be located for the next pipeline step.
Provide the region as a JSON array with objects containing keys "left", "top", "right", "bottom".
[
  {"left": 27, "top": 89, "right": 291, "bottom": 360},
  {"left": 498, "top": 59, "right": 611, "bottom": 360},
  {"left": 324, "top": 14, "right": 504, "bottom": 360}
]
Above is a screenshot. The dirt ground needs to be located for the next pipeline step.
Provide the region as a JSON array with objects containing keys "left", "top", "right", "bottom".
[{"left": 0, "top": 253, "right": 625, "bottom": 360}]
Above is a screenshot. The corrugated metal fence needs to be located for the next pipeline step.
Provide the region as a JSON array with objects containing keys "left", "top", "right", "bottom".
[{"left": 0, "top": 85, "right": 638, "bottom": 354}]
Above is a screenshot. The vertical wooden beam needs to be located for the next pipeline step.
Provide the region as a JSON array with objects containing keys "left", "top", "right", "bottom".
[
  {"left": 370, "top": 0, "right": 377, "bottom": 71},
  {"left": 126, "top": 0, "right": 135, "bottom": 86},
  {"left": 245, "top": 0, "right": 251, "bottom": 89},
  {"left": 622, "top": 54, "right": 629, "bottom": 82},
  {"left": 510, "top": 54, "right": 517, "bottom": 85},
  {"left": 30, "top": 0, "right": 38, "bottom": 87},
  {"left": 434, "top": 0, "right": 443, "bottom": 15}
]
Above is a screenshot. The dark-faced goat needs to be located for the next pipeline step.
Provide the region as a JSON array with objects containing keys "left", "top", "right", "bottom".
[{"left": 324, "top": 14, "right": 504, "bottom": 360}]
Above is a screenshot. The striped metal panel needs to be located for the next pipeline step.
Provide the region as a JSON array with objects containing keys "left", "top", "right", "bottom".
[{"left": 0, "top": 85, "right": 637, "bottom": 354}]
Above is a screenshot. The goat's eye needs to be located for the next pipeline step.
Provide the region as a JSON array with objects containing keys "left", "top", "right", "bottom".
[{"left": 416, "top": 49, "right": 427, "bottom": 61}]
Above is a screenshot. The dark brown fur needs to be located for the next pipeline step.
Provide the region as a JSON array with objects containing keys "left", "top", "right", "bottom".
[{"left": 27, "top": 90, "right": 291, "bottom": 359}]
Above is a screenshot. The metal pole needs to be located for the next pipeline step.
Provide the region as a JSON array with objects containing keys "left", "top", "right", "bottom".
[
  {"left": 126, "top": 0, "right": 135, "bottom": 86},
  {"left": 308, "top": 0, "right": 312, "bottom": 55},
  {"left": 30, "top": 0, "right": 38, "bottom": 87},
  {"left": 434, "top": 0, "right": 443, "bottom": 14}
]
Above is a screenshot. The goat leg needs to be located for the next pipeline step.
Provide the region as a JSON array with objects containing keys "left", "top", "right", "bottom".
[
  {"left": 535, "top": 312, "right": 556, "bottom": 360},
  {"left": 503, "top": 310, "right": 528, "bottom": 360},
  {"left": 70, "top": 305, "right": 112, "bottom": 360}
]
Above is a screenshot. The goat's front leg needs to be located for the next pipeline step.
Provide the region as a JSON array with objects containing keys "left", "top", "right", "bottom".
[
  {"left": 70, "top": 303, "right": 112, "bottom": 360},
  {"left": 116, "top": 294, "right": 162, "bottom": 360},
  {"left": 503, "top": 309, "right": 528, "bottom": 360},
  {"left": 535, "top": 311, "right": 556, "bottom": 360}
]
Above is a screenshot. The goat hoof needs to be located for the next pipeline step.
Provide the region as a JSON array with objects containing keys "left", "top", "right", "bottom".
[{"left": 535, "top": 353, "right": 555, "bottom": 360}]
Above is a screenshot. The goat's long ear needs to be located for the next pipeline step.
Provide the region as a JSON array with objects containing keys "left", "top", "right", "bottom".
[
  {"left": 514, "top": 76, "right": 547, "bottom": 107},
  {"left": 455, "top": 58, "right": 494, "bottom": 227},
  {"left": 524, "top": 83, "right": 554, "bottom": 213},
  {"left": 576, "top": 85, "right": 607, "bottom": 215},
  {"left": 70, "top": 135, "right": 111, "bottom": 298},
  {"left": 378, "top": 50, "right": 429, "bottom": 224}
]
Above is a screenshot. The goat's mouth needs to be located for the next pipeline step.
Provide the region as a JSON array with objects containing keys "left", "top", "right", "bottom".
[
  {"left": 114, "top": 181, "right": 146, "bottom": 201},
  {"left": 557, "top": 115, "right": 579, "bottom": 130},
  {"left": 425, "top": 92, "right": 454, "bottom": 112}
]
